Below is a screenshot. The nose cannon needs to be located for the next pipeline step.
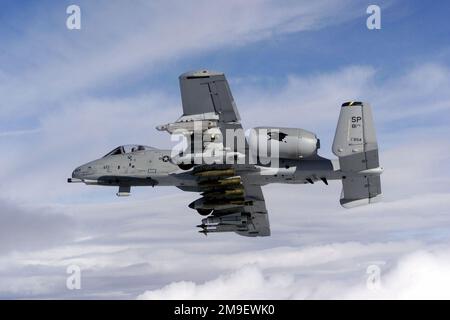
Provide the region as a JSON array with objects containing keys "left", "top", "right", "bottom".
[{"left": 67, "top": 162, "right": 99, "bottom": 184}]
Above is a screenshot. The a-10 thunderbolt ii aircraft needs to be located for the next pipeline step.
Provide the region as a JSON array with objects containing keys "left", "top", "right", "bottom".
[{"left": 68, "top": 70, "right": 383, "bottom": 237}]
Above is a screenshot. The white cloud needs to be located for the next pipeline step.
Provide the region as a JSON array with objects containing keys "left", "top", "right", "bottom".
[
  {"left": 138, "top": 265, "right": 297, "bottom": 300},
  {"left": 0, "top": 199, "right": 76, "bottom": 254},
  {"left": 138, "top": 247, "right": 450, "bottom": 300},
  {"left": 237, "top": 63, "right": 450, "bottom": 139},
  {"left": 0, "top": 0, "right": 364, "bottom": 118},
  {"left": 0, "top": 129, "right": 41, "bottom": 137},
  {"left": 1, "top": 59, "right": 449, "bottom": 299},
  {"left": 3, "top": 62, "right": 450, "bottom": 204},
  {"left": 1, "top": 0, "right": 450, "bottom": 298},
  {"left": 345, "top": 250, "right": 450, "bottom": 299},
  {"left": 237, "top": 65, "right": 376, "bottom": 133}
]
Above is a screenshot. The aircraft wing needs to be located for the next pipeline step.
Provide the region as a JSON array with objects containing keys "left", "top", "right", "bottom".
[
  {"left": 179, "top": 70, "right": 241, "bottom": 124},
  {"left": 158, "top": 70, "right": 247, "bottom": 159},
  {"left": 236, "top": 178, "right": 271, "bottom": 237},
  {"left": 174, "top": 70, "right": 270, "bottom": 236},
  {"left": 196, "top": 171, "right": 271, "bottom": 237}
]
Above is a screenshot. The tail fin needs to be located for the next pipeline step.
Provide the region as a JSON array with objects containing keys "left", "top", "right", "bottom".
[{"left": 332, "top": 101, "right": 382, "bottom": 208}]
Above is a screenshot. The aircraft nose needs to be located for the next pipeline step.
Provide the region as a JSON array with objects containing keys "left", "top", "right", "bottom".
[
  {"left": 71, "top": 162, "right": 98, "bottom": 179},
  {"left": 72, "top": 166, "right": 82, "bottom": 179},
  {"left": 69, "top": 163, "right": 97, "bottom": 183}
]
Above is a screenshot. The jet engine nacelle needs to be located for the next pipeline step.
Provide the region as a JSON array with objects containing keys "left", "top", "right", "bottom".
[{"left": 248, "top": 127, "right": 319, "bottom": 160}]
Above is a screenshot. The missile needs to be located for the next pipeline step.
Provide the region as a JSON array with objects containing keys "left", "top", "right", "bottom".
[
  {"left": 203, "top": 187, "right": 245, "bottom": 199},
  {"left": 194, "top": 168, "right": 235, "bottom": 177},
  {"left": 188, "top": 197, "right": 252, "bottom": 211},
  {"left": 198, "top": 177, "right": 241, "bottom": 188},
  {"left": 156, "top": 119, "right": 217, "bottom": 134},
  {"left": 193, "top": 164, "right": 232, "bottom": 173},
  {"left": 357, "top": 166, "right": 384, "bottom": 176},
  {"left": 202, "top": 213, "right": 247, "bottom": 226},
  {"left": 218, "top": 177, "right": 242, "bottom": 186},
  {"left": 198, "top": 224, "right": 245, "bottom": 234}
]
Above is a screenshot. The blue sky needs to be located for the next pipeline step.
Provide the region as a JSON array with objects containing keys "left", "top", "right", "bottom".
[
  {"left": 1, "top": 1, "right": 449, "bottom": 88},
  {"left": 1, "top": 0, "right": 450, "bottom": 299},
  {"left": 1, "top": 1, "right": 449, "bottom": 138}
]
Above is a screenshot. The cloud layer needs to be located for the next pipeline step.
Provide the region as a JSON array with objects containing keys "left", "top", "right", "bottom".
[
  {"left": 1, "top": 0, "right": 450, "bottom": 299},
  {"left": 138, "top": 248, "right": 450, "bottom": 300},
  {"left": 0, "top": 0, "right": 363, "bottom": 119}
]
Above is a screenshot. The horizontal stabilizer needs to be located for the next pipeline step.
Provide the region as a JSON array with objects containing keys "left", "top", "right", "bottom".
[{"left": 340, "top": 176, "right": 382, "bottom": 208}]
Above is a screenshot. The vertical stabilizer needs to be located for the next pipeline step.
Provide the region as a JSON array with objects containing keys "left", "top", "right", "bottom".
[{"left": 332, "top": 102, "right": 382, "bottom": 208}]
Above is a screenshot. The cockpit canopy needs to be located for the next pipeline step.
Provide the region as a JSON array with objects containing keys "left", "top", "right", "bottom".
[{"left": 103, "top": 145, "right": 156, "bottom": 158}]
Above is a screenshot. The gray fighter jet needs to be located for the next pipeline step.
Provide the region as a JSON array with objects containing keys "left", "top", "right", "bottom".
[{"left": 68, "top": 70, "right": 383, "bottom": 237}]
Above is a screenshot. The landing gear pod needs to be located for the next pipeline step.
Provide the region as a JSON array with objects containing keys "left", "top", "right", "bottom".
[{"left": 116, "top": 185, "right": 131, "bottom": 197}]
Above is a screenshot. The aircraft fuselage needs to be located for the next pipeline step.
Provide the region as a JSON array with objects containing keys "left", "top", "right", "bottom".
[{"left": 69, "top": 148, "right": 345, "bottom": 192}]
